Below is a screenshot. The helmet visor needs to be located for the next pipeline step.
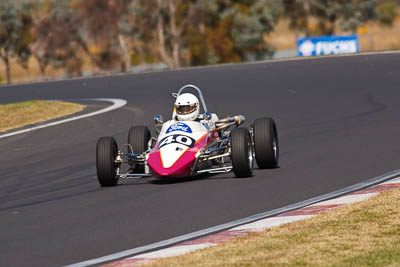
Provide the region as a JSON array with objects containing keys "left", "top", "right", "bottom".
[{"left": 175, "top": 103, "right": 197, "bottom": 115}]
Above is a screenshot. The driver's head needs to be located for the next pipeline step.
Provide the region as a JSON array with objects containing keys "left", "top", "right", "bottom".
[{"left": 174, "top": 93, "right": 199, "bottom": 121}]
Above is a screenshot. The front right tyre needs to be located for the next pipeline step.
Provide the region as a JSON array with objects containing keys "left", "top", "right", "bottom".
[
  {"left": 96, "top": 136, "right": 119, "bottom": 187},
  {"left": 253, "top": 117, "right": 279, "bottom": 169},
  {"left": 127, "top": 126, "right": 151, "bottom": 173}
]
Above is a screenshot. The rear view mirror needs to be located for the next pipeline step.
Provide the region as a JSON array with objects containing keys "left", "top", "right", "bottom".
[
  {"left": 153, "top": 115, "right": 164, "bottom": 125},
  {"left": 171, "top": 93, "right": 178, "bottom": 98},
  {"left": 204, "top": 112, "right": 212, "bottom": 121}
]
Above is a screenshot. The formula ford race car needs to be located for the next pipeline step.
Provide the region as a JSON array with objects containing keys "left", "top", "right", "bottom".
[{"left": 96, "top": 84, "right": 279, "bottom": 186}]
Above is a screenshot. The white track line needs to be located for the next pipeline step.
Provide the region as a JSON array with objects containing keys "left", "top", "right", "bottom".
[
  {"left": 231, "top": 215, "right": 314, "bottom": 232},
  {"left": 0, "top": 98, "right": 127, "bottom": 139},
  {"left": 130, "top": 244, "right": 214, "bottom": 259},
  {"left": 381, "top": 177, "right": 400, "bottom": 185},
  {"left": 309, "top": 193, "right": 379, "bottom": 206}
]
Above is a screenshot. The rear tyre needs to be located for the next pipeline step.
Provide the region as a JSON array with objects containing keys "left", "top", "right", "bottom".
[
  {"left": 253, "top": 117, "right": 279, "bottom": 168},
  {"left": 230, "top": 127, "right": 254, "bottom": 178},
  {"left": 127, "top": 126, "right": 151, "bottom": 173},
  {"left": 96, "top": 137, "right": 119, "bottom": 187}
]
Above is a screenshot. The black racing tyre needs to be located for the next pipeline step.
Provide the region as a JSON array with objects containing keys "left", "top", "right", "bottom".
[
  {"left": 127, "top": 126, "right": 151, "bottom": 173},
  {"left": 230, "top": 127, "right": 254, "bottom": 178},
  {"left": 253, "top": 117, "right": 279, "bottom": 169},
  {"left": 96, "top": 136, "right": 119, "bottom": 187}
]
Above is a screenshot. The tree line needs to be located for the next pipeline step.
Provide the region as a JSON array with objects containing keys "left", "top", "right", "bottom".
[{"left": 0, "top": 0, "right": 397, "bottom": 83}]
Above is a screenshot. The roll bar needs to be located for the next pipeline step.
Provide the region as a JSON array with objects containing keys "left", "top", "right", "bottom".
[{"left": 175, "top": 84, "right": 208, "bottom": 113}]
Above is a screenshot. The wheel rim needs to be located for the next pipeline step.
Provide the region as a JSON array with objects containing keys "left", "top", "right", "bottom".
[
  {"left": 272, "top": 138, "right": 278, "bottom": 159},
  {"left": 248, "top": 138, "right": 254, "bottom": 169},
  {"left": 112, "top": 143, "right": 118, "bottom": 177}
]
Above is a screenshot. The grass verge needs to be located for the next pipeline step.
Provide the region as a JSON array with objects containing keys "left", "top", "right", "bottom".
[
  {"left": 0, "top": 100, "right": 85, "bottom": 132},
  {"left": 147, "top": 187, "right": 400, "bottom": 267}
]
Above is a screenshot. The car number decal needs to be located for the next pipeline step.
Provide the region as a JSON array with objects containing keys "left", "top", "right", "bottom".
[{"left": 159, "top": 134, "right": 195, "bottom": 149}]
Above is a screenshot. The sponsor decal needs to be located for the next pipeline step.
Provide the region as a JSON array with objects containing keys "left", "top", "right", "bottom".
[
  {"left": 166, "top": 122, "right": 192, "bottom": 133},
  {"left": 159, "top": 134, "right": 195, "bottom": 149},
  {"left": 297, "top": 35, "right": 359, "bottom": 57},
  {"left": 298, "top": 40, "right": 315, "bottom": 57}
]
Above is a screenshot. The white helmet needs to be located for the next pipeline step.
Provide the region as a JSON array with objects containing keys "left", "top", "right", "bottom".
[{"left": 174, "top": 93, "right": 200, "bottom": 121}]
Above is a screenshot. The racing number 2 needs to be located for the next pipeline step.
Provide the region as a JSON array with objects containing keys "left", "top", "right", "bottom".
[{"left": 159, "top": 134, "right": 195, "bottom": 149}]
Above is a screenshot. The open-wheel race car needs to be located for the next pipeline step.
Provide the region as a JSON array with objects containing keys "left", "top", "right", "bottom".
[{"left": 96, "top": 84, "right": 279, "bottom": 186}]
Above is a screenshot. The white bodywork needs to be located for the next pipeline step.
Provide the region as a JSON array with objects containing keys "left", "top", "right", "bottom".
[{"left": 157, "top": 116, "right": 218, "bottom": 168}]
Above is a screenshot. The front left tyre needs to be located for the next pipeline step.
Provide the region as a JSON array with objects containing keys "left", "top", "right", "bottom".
[
  {"left": 96, "top": 136, "right": 119, "bottom": 187},
  {"left": 230, "top": 127, "right": 254, "bottom": 178}
]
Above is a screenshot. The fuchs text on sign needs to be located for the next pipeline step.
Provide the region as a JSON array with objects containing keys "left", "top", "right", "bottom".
[{"left": 297, "top": 35, "right": 360, "bottom": 57}]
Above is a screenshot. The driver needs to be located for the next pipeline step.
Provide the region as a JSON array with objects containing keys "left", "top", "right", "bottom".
[{"left": 174, "top": 93, "right": 200, "bottom": 121}]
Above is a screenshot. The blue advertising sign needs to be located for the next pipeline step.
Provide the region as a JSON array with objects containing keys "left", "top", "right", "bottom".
[{"left": 297, "top": 35, "right": 359, "bottom": 57}]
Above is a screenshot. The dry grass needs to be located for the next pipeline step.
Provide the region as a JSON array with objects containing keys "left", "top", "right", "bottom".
[
  {"left": 0, "top": 58, "right": 61, "bottom": 84},
  {"left": 357, "top": 17, "right": 400, "bottom": 51},
  {"left": 0, "top": 53, "right": 95, "bottom": 84},
  {"left": 146, "top": 187, "right": 400, "bottom": 267},
  {"left": 0, "top": 100, "right": 85, "bottom": 132},
  {"left": 268, "top": 19, "right": 298, "bottom": 51}
]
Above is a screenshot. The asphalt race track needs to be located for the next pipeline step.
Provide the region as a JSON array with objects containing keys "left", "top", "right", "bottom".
[{"left": 1, "top": 53, "right": 399, "bottom": 267}]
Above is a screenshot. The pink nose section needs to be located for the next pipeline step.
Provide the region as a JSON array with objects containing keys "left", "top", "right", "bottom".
[{"left": 148, "top": 150, "right": 197, "bottom": 178}]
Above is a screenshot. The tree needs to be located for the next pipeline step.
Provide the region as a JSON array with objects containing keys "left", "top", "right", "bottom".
[
  {"left": 0, "top": 0, "right": 33, "bottom": 83},
  {"left": 375, "top": 1, "right": 398, "bottom": 26},
  {"left": 30, "top": 0, "right": 53, "bottom": 77},
  {"left": 30, "top": 0, "right": 100, "bottom": 77},
  {"left": 129, "top": 0, "right": 194, "bottom": 69},
  {"left": 282, "top": 0, "right": 309, "bottom": 39},
  {"left": 185, "top": 0, "right": 282, "bottom": 65},
  {"left": 73, "top": 0, "right": 132, "bottom": 72},
  {"left": 334, "top": 0, "right": 377, "bottom": 33},
  {"left": 153, "top": 0, "right": 192, "bottom": 68},
  {"left": 218, "top": 0, "right": 282, "bottom": 61},
  {"left": 133, "top": 0, "right": 282, "bottom": 68},
  {"left": 283, "top": 0, "right": 379, "bottom": 36},
  {"left": 119, "top": 1, "right": 149, "bottom": 66}
]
